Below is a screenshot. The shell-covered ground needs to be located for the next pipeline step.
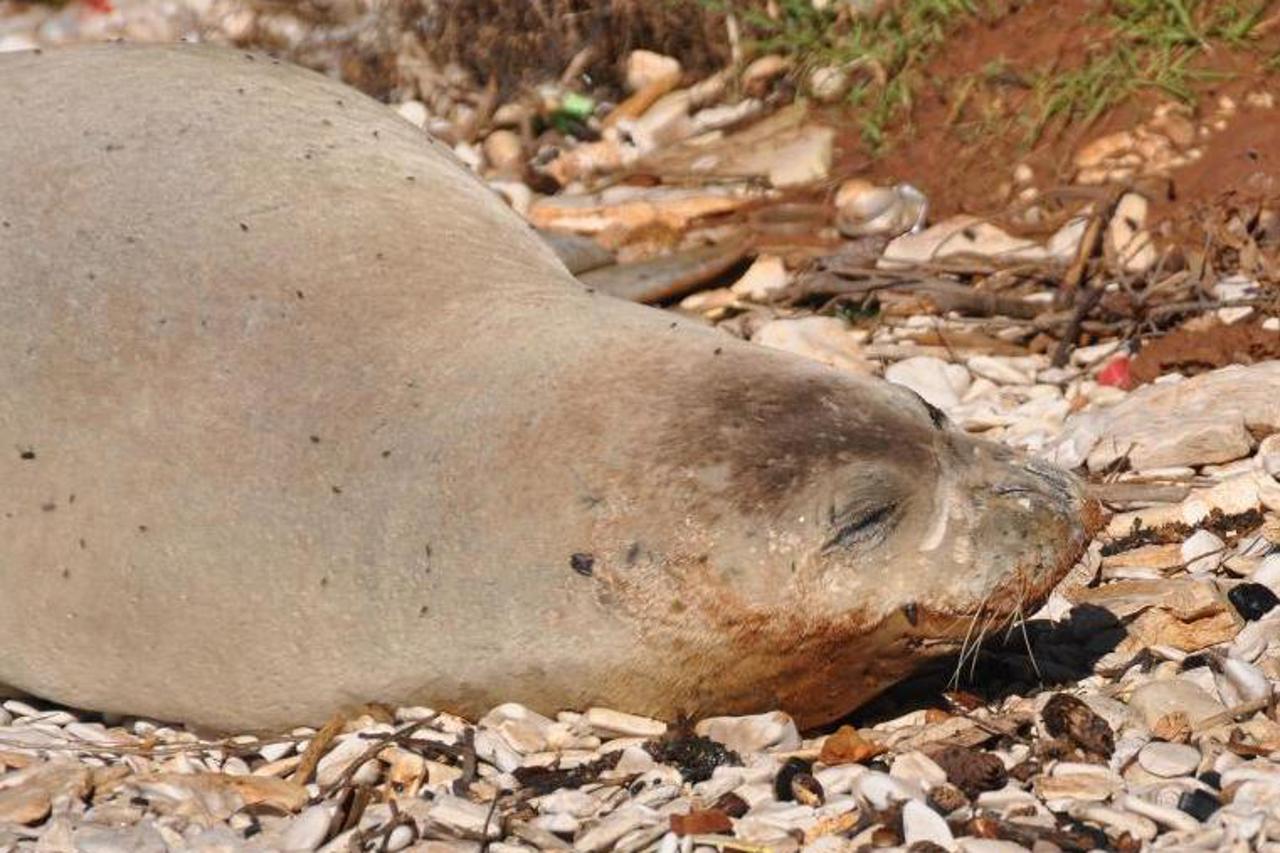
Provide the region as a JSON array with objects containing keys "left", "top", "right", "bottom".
[{"left": 2, "top": 1, "right": 1280, "bottom": 851}]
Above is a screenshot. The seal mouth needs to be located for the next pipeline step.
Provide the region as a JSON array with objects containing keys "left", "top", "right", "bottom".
[{"left": 907, "top": 495, "right": 1105, "bottom": 652}]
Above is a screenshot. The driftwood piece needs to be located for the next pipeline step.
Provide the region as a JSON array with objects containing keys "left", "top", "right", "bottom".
[
  {"left": 578, "top": 240, "right": 749, "bottom": 303},
  {"left": 787, "top": 269, "right": 1043, "bottom": 320},
  {"left": 537, "top": 229, "right": 616, "bottom": 275}
]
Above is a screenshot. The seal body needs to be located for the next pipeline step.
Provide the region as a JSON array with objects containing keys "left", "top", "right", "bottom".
[{"left": 0, "top": 44, "right": 1094, "bottom": 731}]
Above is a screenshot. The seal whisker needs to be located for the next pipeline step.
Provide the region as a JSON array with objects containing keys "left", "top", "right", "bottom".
[
  {"left": 967, "top": 607, "right": 998, "bottom": 681},
  {"left": 951, "top": 588, "right": 994, "bottom": 688}
]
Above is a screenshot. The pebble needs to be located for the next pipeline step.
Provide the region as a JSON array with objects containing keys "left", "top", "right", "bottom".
[
  {"left": 279, "top": 803, "right": 337, "bottom": 852},
  {"left": 395, "top": 100, "right": 428, "bottom": 129},
  {"left": 834, "top": 180, "right": 926, "bottom": 237},
  {"left": 427, "top": 795, "right": 501, "bottom": 840},
  {"left": 625, "top": 50, "right": 681, "bottom": 92},
  {"left": 1128, "top": 678, "right": 1228, "bottom": 729},
  {"left": 902, "top": 799, "right": 955, "bottom": 850},
  {"left": 889, "top": 751, "right": 948, "bottom": 788},
  {"left": 482, "top": 130, "right": 524, "bottom": 175},
  {"left": 1181, "top": 529, "right": 1225, "bottom": 574},
  {"left": 1137, "top": 741, "right": 1201, "bottom": 777},
  {"left": 884, "top": 356, "right": 972, "bottom": 409},
  {"left": 852, "top": 771, "right": 923, "bottom": 809},
  {"left": 730, "top": 254, "right": 789, "bottom": 301},
  {"left": 752, "top": 317, "right": 870, "bottom": 373},
  {"left": 808, "top": 64, "right": 850, "bottom": 103},
  {"left": 1106, "top": 192, "right": 1157, "bottom": 273},
  {"left": 583, "top": 707, "right": 666, "bottom": 739},
  {"left": 741, "top": 55, "right": 792, "bottom": 94},
  {"left": 696, "top": 711, "right": 800, "bottom": 754},
  {"left": 1069, "top": 802, "right": 1158, "bottom": 841}
]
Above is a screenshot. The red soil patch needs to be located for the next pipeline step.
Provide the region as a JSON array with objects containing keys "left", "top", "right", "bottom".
[{"left": 826, "top": 0, "right": 1280, "bottom": 230}]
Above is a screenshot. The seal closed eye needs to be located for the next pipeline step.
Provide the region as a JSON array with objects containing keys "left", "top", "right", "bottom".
[
  {"left": 823, "top": 502, "right": 899, "bottom": 552},
  {"left": 0, "top": 42, "right": 1099, "bottom": 732}
]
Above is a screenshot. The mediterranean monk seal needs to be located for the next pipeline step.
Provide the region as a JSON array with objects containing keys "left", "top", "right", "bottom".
[{"left": 0, "top": 43, "right": 1097, "bottom": 732}]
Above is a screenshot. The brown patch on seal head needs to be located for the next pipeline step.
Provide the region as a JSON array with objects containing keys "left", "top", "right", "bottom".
[
  {"left": 654, "top": 351, "right": 940, "bottom": 517},
  {"left": 588, "top": 493, "right": 1099, "bottom": 728}
]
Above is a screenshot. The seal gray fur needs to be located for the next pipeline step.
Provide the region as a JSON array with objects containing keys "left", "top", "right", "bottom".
[{"left": 0, "top": 43, "right": 1096, "bottom": 731}]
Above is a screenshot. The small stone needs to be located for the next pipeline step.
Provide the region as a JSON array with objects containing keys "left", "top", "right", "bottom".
[
  {"left": 574, "top": 805, "right": 660, "bottom": 852},
  {"left": 1229, "top": 583, "right": 1280, "bottom": 621},
  {"left": 1137, "top": 741, "right": 1200, "bottom": 777},
  {"left": 491, "top": 102, "right": 532, "bottom": 128},
  {"left": 670, "top": 808, "right": 732, "bottom": 836},
  {"left": 902, "top": 799, "right": 955, "bottom": 850},
  {"left": 766, "top": 125, "right": 835, "bottom": 187},
  {"left": 1128, "top": 678, "right": 1227, "bottom": 730},
  {"left": 808, "top": 65, "right": 850, "bottom": 103},
  {"left": 625, "top": 50, "right": 681, "bottom": 93},
  {"left": 884, "top": 356, "right": 971, "bottom": 410},
  {"left": 835, "top": 180, "right": 926, "bottom": 238},
  {"left": 890, "top": 751, "right": 948, "bottom": 788},
  {"left": 426, "top": 795, "right": 501, "bottom": 840},
  {"left": 1117, "top": 792, "right": 1202, "bottom": 832},
  {"left": 279, "top": 803, "right": 337, "bottom": 852},
  {"left": 1106, "top": 192, "right": 1156, "bottom": 273},
  {"left": 1219, "top": 657, "right": 1272, "bottom": 705},
  {"left": 1252, "top": 553, "right": 1280, "bottom": 592},
  {"left": 742, "top": 55, "right": 792, "bottom": 95},
  {"left": 482, "top": 130, "right": 524, "bottom": 176},
  {"left": 1067, "top": 802, "right": 1157, "bottom": 841},
  {"left": 394, "top": 101, "right": 428, "bottom": 129},
  {"left": 1178, "top": 788, "right": 1220, "bottom": 821},
  {"left": 315, "top": 735, "right": 382, "bottom": 788},
  {"left": 730, "top": 254, "right": 789, "bottom": 301},
  {"left": 696, "top": 711, "right": 799, "bottom": 754},
  {"left": 1182, "top": 530, "right": 1226, "bottom": 574},
  {"left": 852, "top": 770, "right": 924, "bottom": 809},
  {"left": 930, "top": 747, "right": 1008, "bottom": 797},
  {"left": 583, "top": 707, "right": 665, "bottom": 739},
  {"left": 967, "top": 355, "right": 1034, "bottom": 386},
  {"left": 752, "top": 316, "right": 870, "bottom": 373},
  {"left": 818, "top": 726, "right": 885, "bottom": 765},
  {"left": 879, "top": 215, "right": 1047, "bottom": 268}
]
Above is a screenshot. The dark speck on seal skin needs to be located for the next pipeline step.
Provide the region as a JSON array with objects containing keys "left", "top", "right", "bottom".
[
  {"left": 625, "top": 542, "right": 642, "bottom": 565},
  {"left": 41, "top": 502, "right": 55, "bottom": 512},
  {"left": 19, "top": 448, "right": 35, "bottom": 460},
  {"left": 570, "top": 553, "right": 595, "bottom": 576},
  {"left": 309, "top": 435, "right": 321, "bottom": 444},
  {"left": 331, "top": 485, "right": 343, "bottom": 495},
  {"left": 239, "top": 222, "right": 249, "bottom": 233}
]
